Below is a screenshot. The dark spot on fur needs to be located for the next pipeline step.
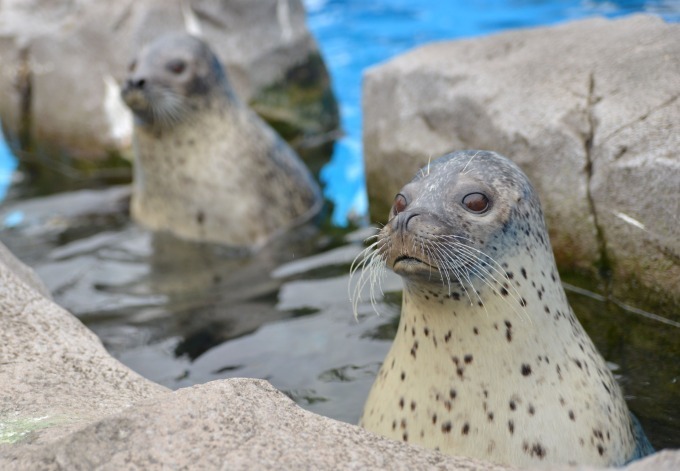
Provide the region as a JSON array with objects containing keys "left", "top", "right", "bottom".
[
  {"left": 401, "top": 371, "right": 406, "bottom": 381},
  {"left": 462, "top": 423, "right": 470, "bottom": 435},
  {"left": 521, "top": 364, "right": 532, "bottom": 376},
  {"left": 464, "top": 354, "right": 473, "bottom": 364},
  {"left": 509, "top": 400, "right": 516, "bottom": 411},
  {"left": 508, "top": 420, "right": 514, "bottom": 434},
  {"left": 488, "top": 412, "right": 494, "bottom": 421},
  {"left": 399, "top": 398, "right": 404, "bottom": 409},
  {"left": 521, "top": 268, "right": 527, "bottom": 279},
  {"left": 442, "top": 421, "right": 452, "bottom": 433},
  {"left": 432, "top": 414, "right": 437, "bottom": 424},
  {"left": 196, "top": 211, "right": 205, "bottom": 224},
  {"left": 473, "top": 327, "right": 479, "bottom": 335},
  {"left": 410, "top": 401, "right": 416, "bottom": 411},
  {"left": 569, "top": 410, "right": 575, "bottom": 421}
]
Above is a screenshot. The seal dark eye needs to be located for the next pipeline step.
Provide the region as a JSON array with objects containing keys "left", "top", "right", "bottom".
[
  {"left": 393, "top": 194, "right": 408, "bottom": 215},
  {"left": 462, "top": 193, "right": 490, "bottom": 213},
  {"left": 167, "top": 59, "right": 186, "bottom": 74}
]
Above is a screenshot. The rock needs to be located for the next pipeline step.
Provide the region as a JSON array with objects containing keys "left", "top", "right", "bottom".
[
  {"left": 0, "top": 240, "right": 168, "bottom": 445},
  {"left": 0, "top": 0, "right": 338, "bottom": 166},
  {"left": 0, "top": 379, "right": 516, "bottom": 471},
  {"left": 363, "top": 15, "right": 679, "bottom": 317}
]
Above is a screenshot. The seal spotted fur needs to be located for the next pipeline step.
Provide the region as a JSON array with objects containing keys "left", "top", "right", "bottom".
[
  {"left": 354, "top": 150, "right": 653, "bottom": 467},
  {"left": 121, "top": 33, "right": 321, "bottom": 248}
]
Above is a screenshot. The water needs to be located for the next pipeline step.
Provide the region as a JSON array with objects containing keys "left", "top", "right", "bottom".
[{"left": 0, "top": 0, "right": 678, "bottom": 453}]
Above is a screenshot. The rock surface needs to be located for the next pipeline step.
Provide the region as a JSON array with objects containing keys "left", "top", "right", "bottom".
[
  {"left": 0, "top": 240, "right": 678, "bottom": 468},
  {"left": 0, "top": 0, "right": 338, "bottom": 163},
  {"left": 363, "top": 15, "right": 679, "bottom": 316},
  {"left": 0, "top": 240, "right": 168, "bottom": 445}
]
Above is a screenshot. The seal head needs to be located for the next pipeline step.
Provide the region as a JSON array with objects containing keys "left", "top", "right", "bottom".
[
  {"left": 122, "top": 33, "right": 234, "bottom": 129},
  {"left": 357, "top": 150, "right": 653, "bottom": 468}
]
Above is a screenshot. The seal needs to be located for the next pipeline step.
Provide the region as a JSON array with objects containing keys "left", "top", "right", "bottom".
[
  {"left": 354, "top": 150, "right": 653, "bottom": 467},
  {"left": 121, "top": 33, "right": 322, "bottom": 248}
]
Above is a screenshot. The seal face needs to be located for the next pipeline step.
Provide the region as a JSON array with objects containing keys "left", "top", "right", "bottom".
[
  {"left": 356, "top": 150, "right": 653, "bottom": 467},
  {"left": 121, "top": 33, "right": 321, "bottom": 248}
]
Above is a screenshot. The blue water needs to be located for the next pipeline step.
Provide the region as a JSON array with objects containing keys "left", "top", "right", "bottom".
[{"left": 1, "top": 1, "right": 678, "bottom": 223}]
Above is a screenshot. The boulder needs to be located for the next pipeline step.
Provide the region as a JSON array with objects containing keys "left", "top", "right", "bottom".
[
  {"left": 0, "top": 240, "right": 168, "bottom": 445},
  {"left": 363, "top": 15, "right": 679, "bottom": 317},
  {"left": 0, "top": 0, "right": 338, "bottom": 165}
]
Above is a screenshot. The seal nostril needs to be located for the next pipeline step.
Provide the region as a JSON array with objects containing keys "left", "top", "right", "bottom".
[
  {"left": 397, "top": 211, "right": 418, "bottom": 232},
  {"left": 127, "top": 78, "right": 146, "bottom": 90}
]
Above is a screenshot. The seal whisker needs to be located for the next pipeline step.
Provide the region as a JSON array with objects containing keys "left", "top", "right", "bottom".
[
  {"left": 450, "top": 242, "right": 532, "bottom": 322},
  {"left": 349, "top": 238, "right": 389, "bottom": 318},
  {"left": 432, "top": 242, "right": 490, "bottom": 313},
  {"left": 432, "top": 234, "right": 530, "bottom": 317},
  {"left": 438, "top": 242, "right": 532, "bottom": 323},
  {"left": 443, "top": 244, "right": 530, "bottom": 323},
  {"left": 461, "top": 150, "right": 482, "bottom": 175}
]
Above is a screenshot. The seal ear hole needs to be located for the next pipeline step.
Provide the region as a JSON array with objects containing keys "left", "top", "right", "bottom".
[
  {"left": 393, "top": 194, "right": 408, "bottom": 215},
  {"left": 462, "top": 192, "right": 490, "bottom": 214},
  {"left": 167, "top": 59, "right": 187, "bottom": 74}
]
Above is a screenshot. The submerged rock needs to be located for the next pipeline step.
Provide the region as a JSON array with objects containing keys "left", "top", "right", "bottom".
[{"left": 363, "top": 15, "right": 679, "bottom": 317}]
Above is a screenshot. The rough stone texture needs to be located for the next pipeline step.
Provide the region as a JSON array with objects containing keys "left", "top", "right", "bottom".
[
  {"left": 0, "top": 241, "right": 49, "bottom": 298},
  {"left": 0, "top": 0, "right": 338, "bottom": 162},
  {"left": 0, "top": 240, "right": 678, "bottom": 469},
  {"left": 0, "top": 241, "right": 168, "bottom": 445},
  {"left": 363, "top": 15, "right": 679, "bottom": 316},
  {"left": 0, "top": 379, "right": 512, "bottom": 470}
]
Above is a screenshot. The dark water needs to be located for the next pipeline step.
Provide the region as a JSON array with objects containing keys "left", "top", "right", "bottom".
[{"left": 0, "top": 0, "right": 678, "bottom": 454}]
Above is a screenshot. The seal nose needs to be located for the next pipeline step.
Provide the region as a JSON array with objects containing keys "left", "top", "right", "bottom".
[
  {"left": 395, "top": 210, "right": 418, "bottom": 233},
  {"left": 125, "top": 77, "right": 146, "bottom": 90}
]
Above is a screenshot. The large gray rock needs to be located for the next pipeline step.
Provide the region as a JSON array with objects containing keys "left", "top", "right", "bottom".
[
  {"left": 0, "top": 240, "right": 678, "bottom": 469},
  {"left": 0, "top": 241, "right": 168, "bottom": 445},
  {"left": 0, "top": 0, "right": 338, "bottom": 163},
  {"left": 363, "top": 15, "right": 679, "bottom": 317}
]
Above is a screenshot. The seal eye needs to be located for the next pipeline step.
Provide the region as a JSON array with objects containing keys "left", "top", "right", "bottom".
[
  {"left": 393, "top": 194, "right": 407, "bottom": 215},
  {"left": 167, "top": 59, "right": 186, "bottom": 74},
  {"left": 462, "top": 193, "right": 490, "bottom": 213}
]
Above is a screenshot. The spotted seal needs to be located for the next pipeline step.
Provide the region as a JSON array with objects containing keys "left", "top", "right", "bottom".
[
  {"left": 354, "top": 150, "right": 653, "bottom": 467},
  {"left": 121, "top": 33, "right": 322, "bottom": 248}
]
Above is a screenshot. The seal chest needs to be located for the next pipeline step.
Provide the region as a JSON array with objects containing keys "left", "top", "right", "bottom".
[
  {"left": 357, "top": 150, "right": 652, "bottom": 468},
  {"left": 121, "top": 33, "right": 321, "bottom": 248}
]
